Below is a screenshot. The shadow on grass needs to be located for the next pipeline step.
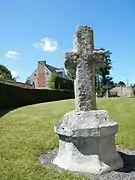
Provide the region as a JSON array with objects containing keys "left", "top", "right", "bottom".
[
  {"left": 117, "top": 151, "right": 135, "bottom": 173},
  {"left": 0, "top": 109, "right": 14, "bottom": 118}
]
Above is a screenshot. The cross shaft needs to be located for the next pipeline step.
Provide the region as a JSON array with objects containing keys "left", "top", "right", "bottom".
[{"left": 65, "top": 26, "right": 104, "bottom": 111}]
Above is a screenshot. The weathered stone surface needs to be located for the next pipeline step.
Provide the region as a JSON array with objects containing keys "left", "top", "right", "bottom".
[
  {"left": 39, "top": 147, "right": 135, "bottom": 180},
  {"left": 53, "top": 110, "right": 123, "bottom": 174},
  {"left": 54, "top": 110, "right": 118, "bottom": 137},
  {"left": 53, "top": 25, "right": 123, "bottom": 174},
  {"left": 65, "top": 26, "right": 104, "bottom": 111}
]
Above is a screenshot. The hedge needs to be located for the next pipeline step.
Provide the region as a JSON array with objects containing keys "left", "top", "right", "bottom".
[{"left": 0, "top": 82, "right": 74, "bottom": 109}]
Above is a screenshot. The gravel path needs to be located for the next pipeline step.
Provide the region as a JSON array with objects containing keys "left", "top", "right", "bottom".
[{"left": 38, "top": 147, "right": 135, "bottom": 180}]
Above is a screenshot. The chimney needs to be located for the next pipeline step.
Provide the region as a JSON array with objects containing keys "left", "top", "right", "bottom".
[{"left": 37, "top": 61, "right": 46, "bottom": 88}]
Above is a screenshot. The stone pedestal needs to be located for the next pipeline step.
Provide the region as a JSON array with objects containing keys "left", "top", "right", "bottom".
[{"left": 53, "top": 110, "right": 123, "bottom": 174}]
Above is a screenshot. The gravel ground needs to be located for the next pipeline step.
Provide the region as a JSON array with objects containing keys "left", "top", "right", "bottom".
[{"left": 38, "top": 147, "right": 135, "bottom": 180}]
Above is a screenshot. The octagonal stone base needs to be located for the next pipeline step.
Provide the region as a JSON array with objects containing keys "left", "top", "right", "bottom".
[{"left": 53, "top": 110, "right": 123, "bottom": 174}]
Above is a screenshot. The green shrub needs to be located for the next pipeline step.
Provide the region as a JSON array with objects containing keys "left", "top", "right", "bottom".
[
  {"left": 48, "top": 73, "right": 57, "bottom": 89},
  {"left": 49, "top": 73, "right": 74, "bottom": 90},
  {"left": 0, "top": 82, "right": 74, "bottom": 109}
]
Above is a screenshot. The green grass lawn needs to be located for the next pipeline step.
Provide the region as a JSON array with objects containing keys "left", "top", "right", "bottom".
[{"left": 0, "top": 98, "right": 135, "bottom": 180}]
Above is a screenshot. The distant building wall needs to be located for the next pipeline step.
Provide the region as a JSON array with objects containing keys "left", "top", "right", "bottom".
[
  {"left": 27, "top": 69, "right": 38, "bottom": 88},
  {"left": 45, "top": 66, "right": 51, "bottom": 87},
  {"left": 118, "top": 87, "right": 133, "bottom": 97},
  {"left": 109, "top": 86, "right": 133, "bottom": 97},
  {"left": 37, "top": 61, "right": 46, "bottom": 88},
  {"left": 27, "top": 61, "right": 68, "bottom": 89}
]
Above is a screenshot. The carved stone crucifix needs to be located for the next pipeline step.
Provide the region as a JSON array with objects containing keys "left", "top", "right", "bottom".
[{"left": 65, "top": 26, "right": 105, "bottom": 111}]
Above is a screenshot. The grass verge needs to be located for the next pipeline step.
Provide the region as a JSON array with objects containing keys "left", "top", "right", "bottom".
[{"left": 0, "top": 98, "right": 135, "bottom": 179}]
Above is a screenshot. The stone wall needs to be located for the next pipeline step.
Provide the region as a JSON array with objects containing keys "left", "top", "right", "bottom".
[
  {"left": 27, "top": 69, "right": 38, "bottom": 88},
  {"left": 109, "top": 86, "right": 133, "bottom": 97},
  {"left": 0, "top": 81, "right": 33, "bottom": 89}
]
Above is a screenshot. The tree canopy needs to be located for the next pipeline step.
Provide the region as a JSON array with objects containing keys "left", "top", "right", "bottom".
[
  {"left": 117, "top": 81, "right": 126, "bottom": 87},
  {"left": 95, "top": 48, "right": 114, "bottom": 97},
  {"left": 0, "top": 64, "right": 16, "bottom": 81},
  {"left": 66, "top": 48, "right": 114, "bottom": 97}
]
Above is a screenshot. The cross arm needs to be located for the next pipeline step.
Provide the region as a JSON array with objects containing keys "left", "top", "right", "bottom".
[
  {"left": 65, "top": 51, "right": 79, "bottom": 70},
  {"left": 88, "top": 49, "right": 105, "bottom": 68}
]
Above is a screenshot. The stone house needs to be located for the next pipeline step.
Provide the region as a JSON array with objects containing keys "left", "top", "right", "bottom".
[
  {"left": 26, "top": 61, "right": 69, "bottom": 89},
  {"left": 105, "top": 86, "right": 133, "bottom": 98}
]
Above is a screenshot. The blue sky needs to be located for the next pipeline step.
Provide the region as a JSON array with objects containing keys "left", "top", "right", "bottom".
[{"left": 0, "top": 0, "right": 135, "bottom": 84}]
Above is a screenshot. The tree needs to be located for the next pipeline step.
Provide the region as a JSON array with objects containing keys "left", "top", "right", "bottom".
[
  {"left": 0, "top": 64, "right": 16, "bottom": 81},
  {"left": 67, "top": 69, "right": 75, "bottom": 80},
  {"left": 117, "top": 81, "right": 126, "bottom": 87},
  {"left": 65, "top": 48, "right": 114, "bottom": 97},
  {"left": 96, "top": 48, "right": 114, "bottom": 97},
  {"left": 25, "top": 79, "right": 31, "bottom": 85}
]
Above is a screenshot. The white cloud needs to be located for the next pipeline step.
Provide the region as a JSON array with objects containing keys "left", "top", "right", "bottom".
[
  {"left": 5, "top": 50, "right": 19, "bottom": 59},
  {"left": 33, "top": 37, "right": 58, "bottom": 52},
  {"left": 132, "top": 80, "right": 135, "bottom": 84},
  {"left": 11, "top": 71, "right": 19, "bottom": 78}
]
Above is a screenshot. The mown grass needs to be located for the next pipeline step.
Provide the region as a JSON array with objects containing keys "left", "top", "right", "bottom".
[
  {"left": 98, "top": 98, "right": 135, "bottom": 148},
  {"left": 0, "top": 98, "right": 135, "bottom": 179}
]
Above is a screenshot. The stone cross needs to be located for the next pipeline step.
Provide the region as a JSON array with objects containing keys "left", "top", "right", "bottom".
[{"left": 65, "top": 26, "right": 105, "bottom": 111}]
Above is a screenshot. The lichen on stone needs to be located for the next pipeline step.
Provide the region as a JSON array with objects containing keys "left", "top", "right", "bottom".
[
  {"left": 64, "top": 51, "right": 79, "bottom": 70},
  {"left": 64, "top": 25, "right": 105, "bottom": 111}
]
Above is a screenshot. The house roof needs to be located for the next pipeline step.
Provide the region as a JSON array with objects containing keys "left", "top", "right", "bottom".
[
  {"left": 27, "top": 61, "right": 70, "bottom": 81},
  {"left": 46, "top": 63, "right": 60, "bottom": 74},
  {"left": 110, "top": 87, "right": 120, "bottom": 93},
  {"left": 46, "top": 63, "right": 70, "bottom": 79}
]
